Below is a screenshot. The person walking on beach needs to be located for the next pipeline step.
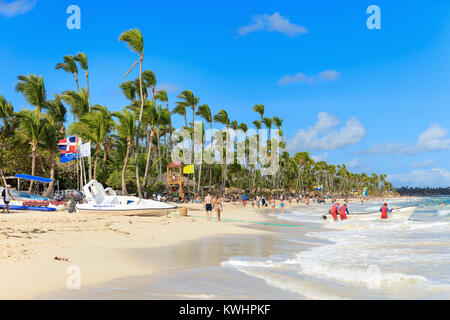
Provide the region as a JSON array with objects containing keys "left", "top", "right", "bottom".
[
  {"left": 280, "top": 195, "right": 285, "bottom": 214},
  {"left": 242, "top": 194, "right": 247, "bottom": 207},
  {"left": 2, "top": 185, "right": 15, "bottom": 214},
  {"left": 205, "top": 193, "right": 213, "bottom": 221},
  {"left": 288, "top": 195, "right": 293, "bottom": 207},
  {"left": 214, "top": 197, "right": 222, "bottom": 221}
]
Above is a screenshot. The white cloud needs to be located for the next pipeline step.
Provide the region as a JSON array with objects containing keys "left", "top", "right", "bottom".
[
  {"left": 388, "top": 168, "right": 450, "bottom": 187},
  {"left": 278, "top": 70, "right": 340, "bottom": 86},
  {"left": 156, "top": 83, "right": 178, "bottom": 94},
  {"left": 287, "top": 112, "right": 366, "bottom": 152},
  {"left": 0, "top": 0, "right": 36, "bottom": 17},
  {"left": 357, "top": 124, "right": 450, "bottom": 155},
  {"left": 311, "top": 152, "right": 328, "bottom": 162},
  {"left": 346, "top": 158, "right": 361, "bottom": 169},
  {"left": 238, "top": 12, "right": 308, "bottom": 37},
  {"left": 412, "top": 158, "right": 436, "bottom": 169}
]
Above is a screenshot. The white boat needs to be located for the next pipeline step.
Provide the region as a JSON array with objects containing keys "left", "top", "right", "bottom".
[
  {"left": 76, "top": 180, "right": 177, "bottom": 216},
  {"left": 324, "top": 205, "right": 418, "bottom": 221},
  {"left": 348, "top": 205, "right": 418, "bottom": 221}
]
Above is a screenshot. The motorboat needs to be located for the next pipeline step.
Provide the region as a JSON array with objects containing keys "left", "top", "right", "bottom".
[
  {"left": 75, "top": 180, "right": 177, "bottom": 216},
  {"left": 323, "top": 204, "right": 418, "bottom": 221}
]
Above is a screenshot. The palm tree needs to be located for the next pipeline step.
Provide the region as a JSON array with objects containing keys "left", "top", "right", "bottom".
[
  {"left": 142, "top": 70, "right": 156, "bottom": 100},
  {"left": 113, "top": 109, "right": 136, "bottom": 195},
  {"left": 141, "top": 100, "right": 158, "bottom": 187},
  {"left": 15, "top": 109, "right": 47, "bottom": 192},
  {"left": 252, "top": 104, "right": 264, "bottom": 136},
  {"left": 43, "top": 95, "right": 67, "bottom": 196},
  {"left": 119, "top": 28, "right": 145, "bottom": 198},
  {"left": 74, "top": 53, "right": 91, "bottom": 111},
  {"left": 119, "top": 80, "right": 137, "bottom": 105},
  {"left": 196, "top": 104, "right": 213, "bottom": 187},
  {"left": 69, "top": 110, "right": 108, "bottom": 180},
  {"left": 172, "top": 101, "right": 188, "bottom": 128},
  {"left": 213, "top": 109, "right": 230, "bottom": 193},
  {"left": 262, "top": 117, "right": 273, "bottom": 141},
  {"left": 61, "top": 89, "right": 90, "bottom": 121},
  {"left": 0, "top": 95, "right": 14, "bottom": 186},
  {"left": 55, "top": 55, "right": 80, "bottom": 90},
  {"left": 92, "top": 105, "right": 114, "bottom": 176},
  {"left": 15, "top": 74, "right": 47, "bottom": 118},
  {"left": 177, "top": 90, "right": 199, "bottom": 164},
  {"left": 155, "top": 90, "right": 172, "bottom": 155}
]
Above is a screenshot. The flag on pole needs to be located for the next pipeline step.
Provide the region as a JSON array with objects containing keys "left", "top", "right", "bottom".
[
  {"left": 60, "top": 153, "right": 79, "bottom": 163},
  {"left": 183, "top": 164, "right": 194, "bottom": 174},
  {"left": 58, "top": 136, "right": 80, "bottom": 154},
  {"left": 79, "top": 141, "right": 91, "bottom": 158}
]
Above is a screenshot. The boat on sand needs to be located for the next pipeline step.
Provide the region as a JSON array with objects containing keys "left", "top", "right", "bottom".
[{"left": 76, "top": 180, "right": 177, "bottom": 216}]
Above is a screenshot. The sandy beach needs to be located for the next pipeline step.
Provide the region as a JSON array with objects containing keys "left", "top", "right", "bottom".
[{"left": 0, "top": 203, "right": 277, "bottom": 299}]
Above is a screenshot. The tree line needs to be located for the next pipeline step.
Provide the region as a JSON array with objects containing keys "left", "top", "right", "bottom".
[{"left": 0, "top": 28, "right": 396, "bottom": 198}]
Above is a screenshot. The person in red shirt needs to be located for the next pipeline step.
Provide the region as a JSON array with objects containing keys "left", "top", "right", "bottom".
[
  {"left": 330, "top": 202, "right": 338, "bottom": 221},
  {"left": 380, "top": 203, "right": 392, "bottom": 219},
  {"left": 339, "top": 203, "right": 349, "bottom": 220}
]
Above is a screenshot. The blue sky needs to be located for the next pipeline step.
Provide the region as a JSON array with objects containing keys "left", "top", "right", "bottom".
[{"left": 1, "top": 0, "right": 450, "bottom": 187}]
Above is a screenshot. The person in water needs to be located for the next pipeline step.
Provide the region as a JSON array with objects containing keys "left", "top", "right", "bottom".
[
  {"left": 204, "top": 193, "right": 213, "bottom": 221},
  {"left": 339, "top": 203, "right": 349, "bottom": 221},
  {"left": 380, "top": 203, "right": 392, "bottom": 219},
  {"left": 280, "top": 195, "right": 285, "bottom": 214},
  {"left": 330, "top": 202, "right": 339, "bottom": 221}
]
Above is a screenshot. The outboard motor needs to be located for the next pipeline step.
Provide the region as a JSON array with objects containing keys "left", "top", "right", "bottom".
[{"left": 68, "top": 190, "right": 84, "bottom": 213}]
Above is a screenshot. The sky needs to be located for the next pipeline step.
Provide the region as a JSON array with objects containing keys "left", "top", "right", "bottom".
[{"left": 1, "top": 0, "right": 450, "bottom": 187}]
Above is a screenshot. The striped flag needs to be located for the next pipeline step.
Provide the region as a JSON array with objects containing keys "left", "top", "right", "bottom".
[{"left": 58, "top": 136, "right": 80, "bottom": 154}]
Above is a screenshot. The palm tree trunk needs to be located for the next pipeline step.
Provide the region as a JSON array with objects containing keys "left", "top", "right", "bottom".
[
  {"left": 122, "top": 140, "right": 131, "bottom": 195},
  {"left": 134, "top": 57, "right": 144, "bottom": 198},
  {"left": 93, "top": 145, "right": 100, "bottom": 180},
  {"left": 197, "top": 142, "right": 204, "bottom": 195},
  {"left": 44, "top": 150, "right": 56, "bottom": 197},
  {"left": 29, "top": 145, "right": 36, "bottom": 192},
  {"left": 101, "top": 137, "right": 109, "bottom": 177},
  {"left": 157, "top": 131, "right": 162, "bottom": 183},
  {"left": 0, "top": 167, "right": 7, "bottom": 188},
  {"left": 142, "top": 131, "right": 154, "bottom": 187}
]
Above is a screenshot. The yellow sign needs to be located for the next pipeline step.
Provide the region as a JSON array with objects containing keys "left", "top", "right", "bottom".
[{"left": 183, "top": 164, "right": 194, "bottom": 174}]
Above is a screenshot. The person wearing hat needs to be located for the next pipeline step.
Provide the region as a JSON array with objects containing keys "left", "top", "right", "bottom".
[
  {"left": 2, "top": 185, "right": 15, "bottom": 214},
  {"left": 380, "top": 203, "right": 392, "bottom": 219}
]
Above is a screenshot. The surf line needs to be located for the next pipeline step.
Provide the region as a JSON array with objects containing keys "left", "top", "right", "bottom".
[{"left": 169, "top": 213, "right": 320, "bottom": 228}]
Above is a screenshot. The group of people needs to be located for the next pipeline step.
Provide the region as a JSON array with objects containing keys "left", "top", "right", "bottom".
[
  {"left": 329, "top": 202, "right": 349, "bottom": 221},
  {"left": 204, "top": 193, "right": 223, "bottom": 221}
]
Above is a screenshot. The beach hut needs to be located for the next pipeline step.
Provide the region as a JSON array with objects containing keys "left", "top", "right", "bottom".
[{"left": 167, "top": 162, "right": 184, "bottom": 198}]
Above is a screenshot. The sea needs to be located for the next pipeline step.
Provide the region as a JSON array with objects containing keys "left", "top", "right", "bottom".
[{"left": 44, "top": 197, "right": 450, "bottom": 300}]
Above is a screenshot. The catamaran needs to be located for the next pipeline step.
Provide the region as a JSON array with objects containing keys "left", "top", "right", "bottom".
[{"left": 75, "top": 180, "right": 177, "bottom": 216}]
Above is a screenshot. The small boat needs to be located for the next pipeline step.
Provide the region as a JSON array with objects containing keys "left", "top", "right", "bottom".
[
  {"left": 75, "top": 180, "right": 177, "bottom": 216},
  {"left": 322, "top": 205, "right": 418, "bottom": 221}
]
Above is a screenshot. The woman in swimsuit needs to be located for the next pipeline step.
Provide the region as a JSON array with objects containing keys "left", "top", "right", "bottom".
[
  {"left": 214, "top": 197, "right": 222, "bottom": 221},
  {"left": 280, "top": 195, "right": 285, "bottom": 214},
  {"left": 270, "top": 198, "right": 276, "bottom": 213}
]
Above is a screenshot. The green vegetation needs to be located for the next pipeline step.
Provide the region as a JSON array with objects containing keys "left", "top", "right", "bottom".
[{"left": 0, "top": 29, "right": 396, "bottom": 198}]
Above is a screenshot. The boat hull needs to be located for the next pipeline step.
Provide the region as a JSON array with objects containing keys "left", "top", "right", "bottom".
[
  {"left": 325, "top": 205, "right": 418, "bottom": 221},
  {"left": 75, "top": 206, "right": 179, "bottom": 216}
]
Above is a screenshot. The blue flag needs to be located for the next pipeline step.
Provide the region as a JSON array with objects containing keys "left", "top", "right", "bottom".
[{"left": 60, "top": 153, "right": 79, "bottom": 163}]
